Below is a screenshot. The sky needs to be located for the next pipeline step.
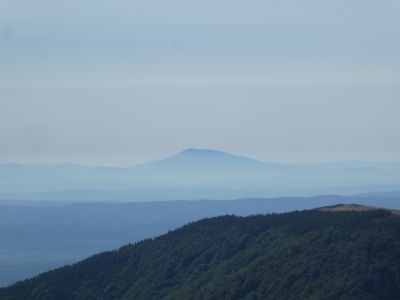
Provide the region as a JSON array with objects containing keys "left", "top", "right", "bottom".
[{"left": 0, "top": 0, "right": 400, "bottom": 165}]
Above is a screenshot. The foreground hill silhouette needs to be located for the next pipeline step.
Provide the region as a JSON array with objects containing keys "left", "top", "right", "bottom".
[{"left": 1, "top": 205, "right": 400, "bottom": 300}]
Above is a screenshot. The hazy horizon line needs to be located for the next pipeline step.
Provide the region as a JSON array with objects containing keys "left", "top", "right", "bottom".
[{"left": 1, "top": 148, "right": 399, "bottom": 168}]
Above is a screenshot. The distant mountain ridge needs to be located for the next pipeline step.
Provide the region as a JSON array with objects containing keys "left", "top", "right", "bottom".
[{"left": 1, "top": 148, "right": 400, "bottom": 201}]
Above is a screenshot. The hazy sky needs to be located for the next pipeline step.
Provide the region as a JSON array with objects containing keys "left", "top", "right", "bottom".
[{"left": 1, "top": 0, "right": 399, "bottom": 165}]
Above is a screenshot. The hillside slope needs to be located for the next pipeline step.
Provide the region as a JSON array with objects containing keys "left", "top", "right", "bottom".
[{"left": 1, "top": 207, "right": 400, "bottom": 300}]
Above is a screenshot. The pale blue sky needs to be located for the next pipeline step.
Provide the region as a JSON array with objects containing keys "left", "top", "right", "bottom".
[{"left": 0, "top": 0, "right": 399, "bottom": 165}]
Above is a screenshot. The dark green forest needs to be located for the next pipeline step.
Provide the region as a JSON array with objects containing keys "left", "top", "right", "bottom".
[{"left": 1, "top": 207, "right": 400, "bottom": 300}]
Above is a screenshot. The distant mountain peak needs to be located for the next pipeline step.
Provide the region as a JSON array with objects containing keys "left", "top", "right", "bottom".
[{"left": 176, "top": 148, "right": 231, "bottom": 157}]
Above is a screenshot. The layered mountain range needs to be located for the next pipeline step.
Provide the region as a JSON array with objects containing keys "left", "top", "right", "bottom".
[{"left": 1, "top": 149, "right": 400, "bottom": 201}]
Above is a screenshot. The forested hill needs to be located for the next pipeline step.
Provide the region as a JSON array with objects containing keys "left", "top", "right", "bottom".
[{"left": 1, "top": 206, "right": 400, "bottom": 300}]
